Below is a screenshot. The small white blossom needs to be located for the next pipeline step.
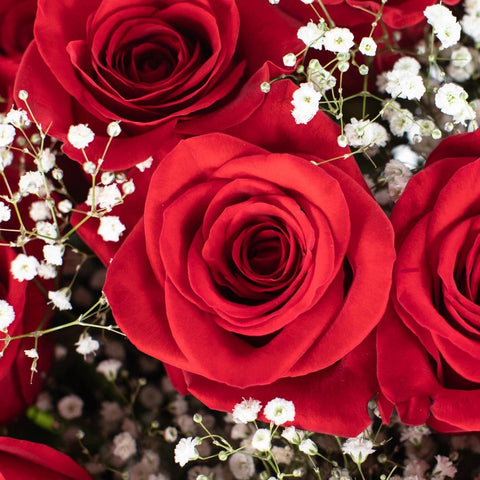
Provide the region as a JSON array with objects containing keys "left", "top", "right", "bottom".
[
  {"left": 299, "top": 438, "right": 318, "bottom": 456},
  {"left": 435, "top": 83, "right": 476, "bottom": 125},
  {"left": 68, "top": 124, "right": 95, "bottom": 149},
  {"left": 307, "top": 59, "right": 336, "bottom": 92},
  {"left": 24, "top": 348, "right": 39, "bottom": 359},
  {"left": 384, "top": 159, "right": 412, "bottom": 201},
  {"left": 97, "top": 184, "right": 122, "bottom": 210},
  {"left": 0, "top": 202, "right": 11, "bottom": 223},
  {"left": 387, "top": 109, "right": 415, "bottom": 137},
  {"left": 0, "top": 123, "right": 15, "bottom": 147},
  {"left": 113, "top": 432, "right": 137, "bottom": 461},
  {"left": 122, "top": 180, "right": 135, "bottom": 195},
  {"left": 323, "top": 27, "right": 354, "bottom": 53},
  {"left": 48, "top": 289, "right": 72, "bottom": 310},
  {"left": 400, "top": 425, "right": 431, "bottom": 444},
  {"left": 36, "top": 221, "right": 57, "bottom": 243},
  {"left": 0, "top": 149, "right": 13, "bottom": 171},
  {"left": 57, "top": 199, "right": 73, "bottom": 214},
  {"left": 19, "top": 171, "right": 44, "bottom": 195},
  {"left": 462, "top": 13, "right": 480, "bottom": 42},
  {"left": 328, "top": 468, "right": 352, "bottom": 480},
  {"left": 107, "top": 121, "right": 122, "bottom": 137},
  {"left": 98, "top": 216, "right": 126, "bottom": 242},
  {"left": 281, "top": 426, "right": 305, "bottom": 444},
  {"left": 232, "top": 398, "right": 262, "bottom": 424},
  {"left": 136, "top": 156, "right": 154, "bottom": 172},
  {"left": 83, "top": 161, "right": 96, "bottom": 175},
  {"left": 251, "top": 428, "right": 271, "bottom": 452},
  {"left": 0, "top": 299, "right": 15, "bottom": 331},
  {"left": 272, "top": 445, "right": 294, "bottom": 465},
  {"left": 297, "top": 21, "right": 326, "bottom": 50},
  {"left": 359, "top": 37, "right": 377, "bottom": 56},
  {"left": 291, "top": 82, "right": 321, "bottom": 125},
  {"left": 344, "top": 118, "right": 388, "bottom": 148},
  {"left": 392, "top": 56, "right": 422, "bottom": 75},
  {"left": 35, "top": 148, "right": 56, "bottom": 172},
  {"left": 341, "top": 437, "right": 375, "bottom": 464},
  {"left": 29, "top": 201, "right": 51, "bottom": 222},
  {"left": 385, "top": 69, "right": 425, "bottom": 100},
  {"left": 43, "top": 244, "right": 64, "bottom": 266},
  {"left": 174, "top": 437, "right": 200, "bottom": 467},
  {"left": 96, "top": 359, "right": 122, "bottom": 381},
  {"left": 57, "top": 394, "right": 84, "bottom": 420},
  {"left": 391, "top": 144, "right": 422, "bottom": 170},
  {"left": 75, "top": 332, "right": 100, "bottom": 358},
  {"left": 228, "top": 453, "right": 255, "bottom": 480},
  {"left": 37, "top": 261, "right": 58, "bottom": 279},
  {"left": 432, "top": 455, "right": 457, "bottom": 479},
  {"left": 264, "top": 398, "right": 295, "bottom": 425},
  {"left": 6, "top": 107, "right": 30, "bottom": 128},
  {"left": 11, "top": 253, "right": 39, "bottom": 281}
]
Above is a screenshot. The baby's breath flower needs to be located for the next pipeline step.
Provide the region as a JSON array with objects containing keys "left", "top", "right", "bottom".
[
  {"left": 297, "top": 21, "right": 326, "bottom": 49},
  {"left": 112, "top": 431, "right": 137, "bottom": 461},
  {"left": 57, "top": 199, "right": 73, "bottom": 214},
  {"left": 37, "top": 261, "right": 58, "bottom": 279},
  {"left": 281, "top": 426, "right": 304, "bottom": 444},
  {"left": 11, "top": 253, "right": 39, "bottom": 281},
  {"left": 36, "top": 148, "right": 56, "bottom": 172},
  {"left": 75, "top": 332, "right": 100, "bottom": 358},
  {"left": 98, "top": 216, "right": 126, "bottom": 242},
  {"left": 291, "top": 82, "right": 321, "bottom": 125},
  {"left": 359, "top": 37, "right": 377, "bottom": 56},
  {"left": 232, "top": 397, "right": 262, "bottom": 424},
  {"left": 6, "top": 107, "right": 30, "bottom": 128},
  {"left": 164, "top": 426, "right": 178, "bottom": 443},
  {"left": 432, "top": 455, "right": 457, "bottom": 479},
  {"left": 97, "top": 359, "right": 122, "bottom": 381},
  {"left": 283, "top": 53, "right": 297, "bottom": 67},
  {"left": 341, "top": 437, "right": 375, "bottom": 464},
  {"left": 122, "top": 180, "right": 135, "bottom": 195},
  {"left": 107, "top": 121, "right": 122, "bottom": 137},
  {"left": 0, "top": 299, "right": 15, "bottom": 331},
  {"left": 435, "top": 83, "right": 476, "bottom": 125},
  {"left": 0, "top": 123, "right": 15, "bottom": 147},
  {"left": 391, "top": 144, "right": 422, "bottom": 170},
  {"left": 68, "top": 124, "right": 95, "bottom": 149},
  {"left": 299, "top": 438, "right": 318, "bottom": 456},
  {"left": 0, "top": 202, "right": 11, "bottom": 223},
  {"left": 48, "top": 289, "right": 72, "bottom": 311},
  {"left": 323, "top": 27, "right": 354, "bottom": 53},
  {"left": 307, "top": 59, "right": 336, "bottom": 92},
  {"left": 58, "top": 394, "right": 84, "bottom": 420},
  {"left": 385, "top": 69, "right": 425, "bottom": 100},
  {"left": 36, "top": 221, "right": 57, "bottom": 243},
  {"left": 24, "top": 348, "right": 38, "bottom": 359},
  {"left": 83, "top": 161, "right": 96, "bottom": 175},
  {"left": 97, "top": 184, "right": 122, "bottom": 210},
  {"left": 251, "top": 428, "right": 271, "bottom": 452},
  {"left": 43, "top": 244, "right": 64, "bottom": 266},
  {"left": 0, "top": 149, "right": 13, "bottom": 171},
  {"left": 344, "top": 118, "right": 388, "bottom": 148},
  {"left": 425, "top": 5, "right": 460, "bottom": 49},
  {"left": 29, "top": 201, "right": 52, "bottom": 222},
  {"left": 228, "top": 453, "right": 255, "bottom": 480},
  {"left": 136, "top": 156, "right": 154, "bottom": 172},
  {"left": 264, "top": 398, "right": 295, "bottom": 425},
  {"left": 19, "top": 171, "right": 44, "bottom": 195},
  {"left": 174, "top": 437, "right": 200, "bottom": 467}
]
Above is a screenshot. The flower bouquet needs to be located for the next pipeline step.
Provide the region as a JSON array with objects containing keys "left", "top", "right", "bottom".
[{"left": 1, "top": 0, "right": 480, "bottom": 479}]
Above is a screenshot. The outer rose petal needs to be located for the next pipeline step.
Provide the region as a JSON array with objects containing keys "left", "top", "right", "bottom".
[{"left": 0, "top": 437, "right": 92, "bottom": 480}]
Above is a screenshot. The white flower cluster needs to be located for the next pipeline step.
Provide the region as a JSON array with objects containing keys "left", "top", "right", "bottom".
[
  {"left": 424, "top": 5, "right": 461, "bottom": 50},
  {"left": 344, "top": 118, "right": 388, "bottom": 148},
  {"left": 231, "top": 397, "right": 295, "bottom": 426},
  {"left": 385, "top": 57, "right": 425, "bottom": 101},
  {"left": 461, "top": 0, "right": 480, "bottom": 43},
  {"left": 435, "top": 83, "right": 476, "bottom": 126}
]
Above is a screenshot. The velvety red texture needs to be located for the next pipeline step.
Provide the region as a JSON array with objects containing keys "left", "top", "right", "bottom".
[
  {"left": 0, "top": 0, "right": 36, "bottom": 109},
  {"left": 103, "top": 123, "right": 395, "bottom": 435},
  {"left": 0, "top": 247, "right": 51, "bottom": 425},
  {"left": 0, "top": 437, "right": 92, "bottom": 480},
  {"left": 377, "top": 129, "right": 480, "bottom": 432},
  {"left": 14, "top": 0, "right": 302, "bottom": 169}
]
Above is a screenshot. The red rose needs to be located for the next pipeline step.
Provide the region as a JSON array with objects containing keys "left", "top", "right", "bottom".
[
  {"left": 0, "top": 437, "right": 92, "bottom": 479},
  {"left": 103, "top": 103, "right": 395, "bottom": 435},
  {"left": 377, "top": 129, "right": 480, "bottom": 432},
  {"left": 14, "top": 0, "right": 302, "bottom": 170},
  {"left": 0, "top": 247, "right": 51, "bottom": 425},
  {"left": 0, "top": 0, "right": 36, "bottom": 109}
]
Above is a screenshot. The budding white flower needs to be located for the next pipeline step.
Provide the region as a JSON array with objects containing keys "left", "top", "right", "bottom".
[
  {"left": 232, "top": 397, "right": 262, "bottom": 424},
  {"left": 341, "top": 437, "right": 375, "bottom": 464},
  {"left": 359, "top": 37, "right": 377, "bottom": 56},
  {"left": 98, "top": 216, "right": 126, "bottom": 242},
  {"left": 75, "top": 332, "right": 100, "bottom": 358},
  {"left": 122, "top": 180, "right": 135, "bottom": 195},
  {"left": 19, "top": 171, "right": 44, "bottom": 195},
  {"left": 323, "top": 28, "right": 354, "bottom": 53},
  {"left": 291, "top": 82, "right": 321, "bottom": 125},
  {"left": 96, "top": 359, "right": 122, "bottom": 381},
  {"left": 57, "top": 394, "right": 84, "bottom": 420},
  {"left": 82, "top": 161, "right": 96, "bottom": 175},
  {"left": 101, "top": 171, "right": 115, "bottom": 185},
  {"left": 299, "top": 438, "right": 318, "bottom": 456},
  {"left": 0, "top": 202, "right": 11, "bottom": 223},
  {"left": 281, "top": 426, "right": 305, "bottom": 444},
  {"left": 264, "top": 398, "right": 295, "bottom": 425},
  {"left": 435, "top": 83, "right": 476, "bottom": 125},
  {"left": 24, "top": 348, "right": 39, "bottom": 359},
  {"left": 0, "top": 300, "right": 15, "bottom": 331},
  {"left": 136, "top": 156, "right": 154, "bottom": 172},
  {"left": 57, "top": 199, "right": 73, "bottom": 214},
  {"left": 68, "top": 124, "right": 95, "bottom": 149},
  {"left": 344, "top": 118, "right": 388, "bottom": 148},
  {"left": 174, "top": 437, "right": 200, "bottom": 467},
  {"left": 307, "top": 59, "right": 336, "bottom": 91},
  {"left": 251, "top": 428, "right": 271, "bottom": 452},
  {"left": 107, "top": 121, "right": 122, "bottom": 137},
  {"left": 48, "top": 289, "right": 72, "bottom": 311},
  {"left": 18, "top": 90, "right": 28, "bottom": 101},
  {"left": 283, "top": 53, "right": 297, "bottom": 67},
  {"left": 0, "top": 124, "right": 15, "bottom": 147},
  {"left": 0, "top": 148, "right": 13, "bottom": 171},
  {"left": 297, "top": 21, "right": 326, "bottom": 50},
  {"left": 11, "top": 253, "right": 39, "bottom": 281}
]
